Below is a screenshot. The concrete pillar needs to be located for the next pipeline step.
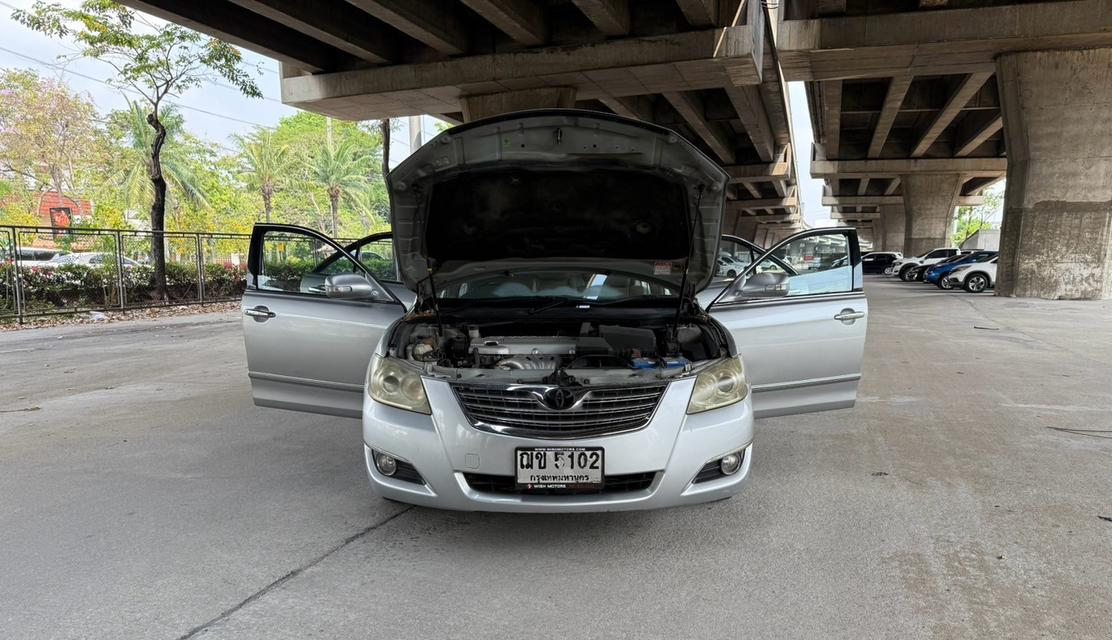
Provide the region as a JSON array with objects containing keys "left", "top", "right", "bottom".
[
  {"left": 460, "top": 87, "right": 577, "bottom": 121},
  {"left": 857, "top": 223, "right": 875, "bottom": 250},
  {"left": 900, "top": 173, "right": 962, "bottom": 256},
  {"left": 880, "top": 205, "right": 905, "bottom": 254},
  {"left": 995, "top": 48, "right": 1112, "bottom": 300},
  {"left": 733, "top": 219, "right": 759, "bottom": 242}
]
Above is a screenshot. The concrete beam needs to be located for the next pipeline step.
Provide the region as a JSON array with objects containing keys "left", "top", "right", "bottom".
[
  {"left": 460, "top": 87, "right": 576, "bottom": 121},
  {"left": 739, "top": 213, "right": 800, "bottom": 223},
  {"left": 226, "top": 0, "right": 396, "bottom": 64},
  {"left": 910, "top": 72, "right": 994, "bottom": 157},
  {"left": 867, "top": 75, "right": 912, "bottom": 158},
  {"left": 727, "top": 194, "right": 799, "bottom": 211},
  {"left": 675, "top": 0, "right": 717, "bottom": 27},
  {"left": 345, "top": 0, "right": 469, "bottom": 55},
  {"left": 824, "top": 195, "right": 983, "bottom": 207},
  {"left": 118, "top": 0, "right": 350, "bottom": 72},
  {"left": 598, "top": 95, "right": 654, "bottom": 121},
  {"left": 725, "top": 85, "right": 776, "bottom": 162},
  {"left": 831, "top": 211, "right": 880, "bottom": 220},
  {"left": 819, "top": 80, "right": 842, "bottom": 159},
  {"left": 955, "top": 115, "right": 1003, "bottom": 158},
  {"left": 460, "top": 0, "right": 546, "bottom": 46},
  {"left": 664, "top": 91, "right": 736, "bottom": 164},
  {"left": 281, "top": 27, "right": 762, "bottom": 119},
  {"left": 572, "top": 0, "right": 630, "bottom": 36},
  {"left": 778, "top": 0, "right": 1112, "bottom": 81},
  {"left": 810, "top": 157, "right": 1007, "bottom": 178},
  {"left": 724, "top": 155, "right": 792, "bottom": 183}
]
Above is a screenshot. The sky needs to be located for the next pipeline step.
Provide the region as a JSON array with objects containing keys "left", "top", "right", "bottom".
[{"left": 0, "top": 0, "right": 299, "bottom": 150}]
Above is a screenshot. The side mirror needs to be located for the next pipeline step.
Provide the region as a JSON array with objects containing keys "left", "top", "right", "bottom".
[
  {"left": 738, "top": 271, "right": 790, "bottom": 298},
  {"left": 324, "top": 272, "right": 380, "bottom": 300}
]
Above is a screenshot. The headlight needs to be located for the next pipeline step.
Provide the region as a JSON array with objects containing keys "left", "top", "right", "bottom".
[
  {"left": 368, "top": 354, "right": 431, "bottom": 414},
  {"left": 687, "top": 356, "right": 748, "bottom": 414}
]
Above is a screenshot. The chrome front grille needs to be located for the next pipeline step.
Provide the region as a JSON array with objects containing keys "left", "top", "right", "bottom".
[{"left": 451, "top": 383, "right": 668, "bottom": 438}]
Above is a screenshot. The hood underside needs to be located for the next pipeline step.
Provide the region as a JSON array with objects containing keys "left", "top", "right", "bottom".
[{"left": 387, "top": 110, "right": 729, "bottom": 296}]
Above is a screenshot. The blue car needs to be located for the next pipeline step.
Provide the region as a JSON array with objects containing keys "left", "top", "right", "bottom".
[{"left": 925, "top": 251, "right": 998, "bottom": 289}]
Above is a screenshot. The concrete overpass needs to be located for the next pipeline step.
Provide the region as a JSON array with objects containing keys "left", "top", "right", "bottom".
[
  {"left": 778, "top": 0, "right": 1112, "bottom": 298},
  {"left": 122, "top": 0, "right": 1112, "bottom": 298},
  {"left": 119, "top": 0, "right": 805, "bottom": 237}
]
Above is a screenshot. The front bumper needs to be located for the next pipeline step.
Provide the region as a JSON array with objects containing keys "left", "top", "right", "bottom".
[{"left": 362, "top": 376, "right": 754, "bottom": 512}]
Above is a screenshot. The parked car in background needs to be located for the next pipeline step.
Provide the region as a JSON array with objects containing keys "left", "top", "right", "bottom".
[
  {"left": 943, "top": 257, "right": 999, "bottom": 293},
  {"left": 861, "top": 251, "right": 901, "bottom": 274},
  {"left": 891, "top": 248, "right": 962, "bottom": 281},
  {"left": 44, "top": 252, "right": 141, "bottom": 268},
  {"left": 924, "top": 251, "right": 997, "bottom": 289},
  {"left": 10, "top": 247, "right": 68, "bottom": 267},
  {"left": 239, "top": 111, "right": 869, "bottom": 512}
]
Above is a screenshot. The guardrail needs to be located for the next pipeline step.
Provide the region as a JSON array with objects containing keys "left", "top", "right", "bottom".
[{"left": 1, "top": 225, "right": 252, "bottom": 324}]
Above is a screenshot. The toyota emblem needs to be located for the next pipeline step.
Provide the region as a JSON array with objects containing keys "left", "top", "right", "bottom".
[{"left": 543, "top": 388, "right": 578, "bottom": 410}]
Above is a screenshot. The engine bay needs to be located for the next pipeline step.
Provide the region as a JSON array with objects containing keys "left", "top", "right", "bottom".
[{"left": 389, "top": 317, "right": 726, "bottom": 383}]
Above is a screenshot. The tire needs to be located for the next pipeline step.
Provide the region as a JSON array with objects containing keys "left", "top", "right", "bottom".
[
  {"left": 964, "top": 273, "right": 989, "bottom": 293},
  {"left": 914, "top": 267, "right": 927, "bottom": 282},
  {"left": 937, "top": 277, "right": 954, "bottom": 290},
  {"left": 726, "top": 269, "right": 737, "bottom": 278},
  {"left": 898, "top": 266, "right": 916, "bottom": 281}
]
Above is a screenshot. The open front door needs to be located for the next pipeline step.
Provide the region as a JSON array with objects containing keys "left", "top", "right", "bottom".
[
  {"left": 708, "top": 228, "right": 868, "bottom": 418},
  {"left": 242, "top": 225, "right": 406, "bottom": 418}
]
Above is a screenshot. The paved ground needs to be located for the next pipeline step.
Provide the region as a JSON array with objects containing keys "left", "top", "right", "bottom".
[{"left": 2, "top": 278, "right": 1111, "bottom": 639}]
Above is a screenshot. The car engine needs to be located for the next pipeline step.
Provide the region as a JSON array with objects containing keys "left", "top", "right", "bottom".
[{"left": 393, "top": 319, "right": 720, "bottom": 377}]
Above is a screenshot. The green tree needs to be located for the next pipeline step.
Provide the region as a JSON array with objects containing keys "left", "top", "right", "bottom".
[
  {"left": 0, "top": 69, "right": 98, "bottom": 220},
  {"left": 111, "top": 101, "right": 208, "bottom": 215},
  {"left": 15, "top": 0, "right": 261, "bottom": 300},
  {"left": 952, "top": 190, "right": 1002, "bottom": 247},
  {"left": 308, "top": 133, "right": 370, "bottom": 236},
  {"left": 235, "top": 129, "right": 289, "bottom": 224}
]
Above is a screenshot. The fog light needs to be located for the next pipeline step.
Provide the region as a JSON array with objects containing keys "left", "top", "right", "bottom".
[
  {"left": 375, "top": 453, "right": 398, "bottom": 477},
  {"left": 720, "top": 452, "right": 743, "bottom": 475}
]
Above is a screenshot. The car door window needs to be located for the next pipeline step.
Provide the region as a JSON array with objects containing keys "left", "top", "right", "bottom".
[
  {"left": 713, "top": 237, "right": 757, "bottom": 284},
  {"left": 715, "top": 232, "right": 854, "bottom": 304},
  {"left": 256, "top": 229, "right": 393, "bottom": 301},
  {"left": 355, "top": 237, "right": 399, "bottom": 283}
]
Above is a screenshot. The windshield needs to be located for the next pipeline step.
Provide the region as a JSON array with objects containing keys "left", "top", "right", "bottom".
[{"left": 438, "top": 269, "right": 675, "bottom": 301}]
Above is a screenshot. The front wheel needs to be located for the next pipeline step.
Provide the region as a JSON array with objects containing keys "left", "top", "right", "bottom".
[
  {"left": 964, "top": 273, "right": 989, "bottom": 293},
  {"left": 726, "top": 269, "right": 737, "bottom": 279},
  {"left": 899, "top": 266, "right": 916, "bottom": 281},
  {"left": 937, "top": 277, "right": 954, "bottom": 290}
]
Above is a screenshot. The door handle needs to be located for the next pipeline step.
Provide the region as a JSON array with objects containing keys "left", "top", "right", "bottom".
[
  {"left": 834, "top": 309, "right": 865, "bottom": 323},
  {"left": 244, "top": 306, "right": 276, "bottom": 320}
]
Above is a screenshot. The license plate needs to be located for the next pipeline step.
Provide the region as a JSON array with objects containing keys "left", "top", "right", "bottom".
[{"left": 515, "top": 447, "right": 603, "bottom": 491}]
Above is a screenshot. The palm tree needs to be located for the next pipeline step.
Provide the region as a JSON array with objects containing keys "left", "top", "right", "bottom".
[
  {"left": 114, "top": 100, "right": 208, "bottom": 216},
  {"left": 236, "top": 129, "right": 289, "bottom": 223},
  {"left": 308, "top": 136, "right": 369, "bottom": 235}
]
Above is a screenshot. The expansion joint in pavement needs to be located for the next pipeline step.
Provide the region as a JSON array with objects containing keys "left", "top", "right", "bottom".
[{"left": 175, "top": 506, "right": 414, "bottom": 639}]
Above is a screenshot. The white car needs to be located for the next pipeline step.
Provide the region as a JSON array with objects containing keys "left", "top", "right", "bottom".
[
  {"left": 943, "top": 257, "right": 998, "bottom": 293},
  {"left": 240, "top": 111, "right": 870, "bottom": 513},
  {"left": 889, "top": 247, "right": 962, "bottom": 280},
  {"left": 45, "top": 252, "right": 141, "bottom": 268}
]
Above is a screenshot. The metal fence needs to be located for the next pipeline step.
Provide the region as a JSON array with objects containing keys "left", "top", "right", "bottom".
[{"left": 1, "top": 225, "right": 252, "bottom": 324}]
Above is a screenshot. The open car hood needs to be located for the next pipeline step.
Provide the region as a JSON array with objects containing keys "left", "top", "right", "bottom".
[{"left": 387, "top": 110, "right": 729, "bottom": 298}]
